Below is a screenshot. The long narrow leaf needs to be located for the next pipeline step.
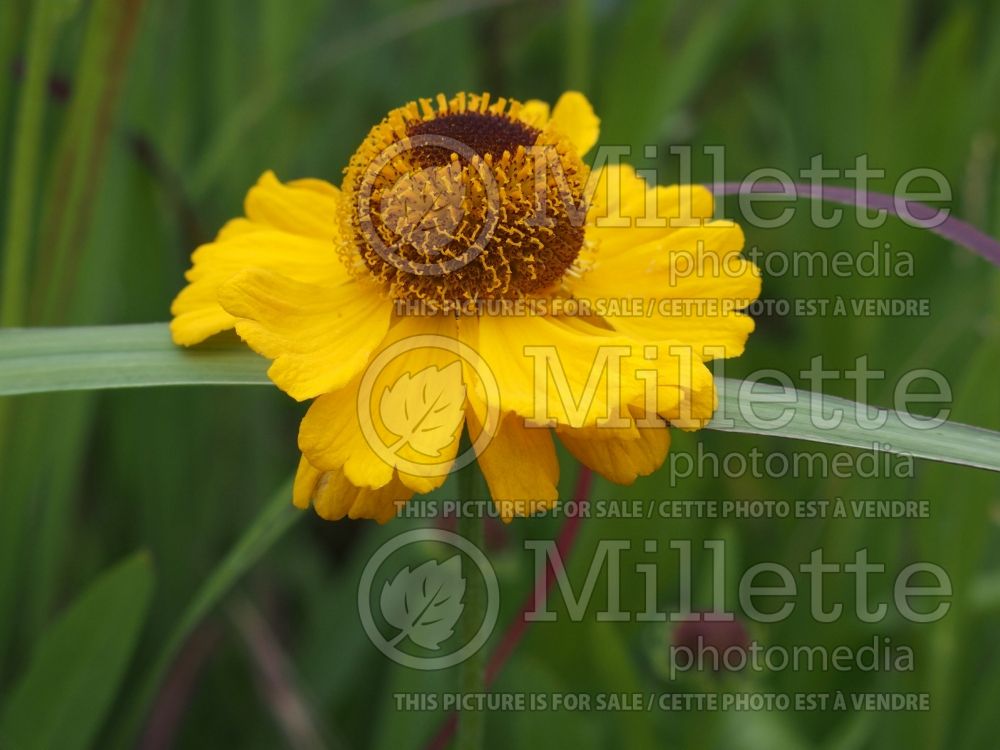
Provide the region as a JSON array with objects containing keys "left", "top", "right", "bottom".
[
  {"left": 712, "top": 378, "right": 1000, "bottom": 472},
  {"left": 1, "top": 324, "right": 999, "bottom": 472},
  {"left": 0, "top": 553, "right": 154, "bottom": 750},
  {"left": 0, "top": 323, "right": 269, "bottom": 393}
]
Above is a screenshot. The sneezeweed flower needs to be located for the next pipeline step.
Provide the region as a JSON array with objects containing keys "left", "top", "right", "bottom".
[{"left": 171, "top": 91, "right": 761, "bottom": 523}]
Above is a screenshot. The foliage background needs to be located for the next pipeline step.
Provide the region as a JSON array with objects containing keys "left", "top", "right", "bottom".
[{"left": 1, "top": 0, "right": 1000, "bottom": 748}]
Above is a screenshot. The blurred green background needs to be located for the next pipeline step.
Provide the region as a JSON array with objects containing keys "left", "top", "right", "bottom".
[{"left": 1, "top": 0, "right": 1000, "bottom": 748}]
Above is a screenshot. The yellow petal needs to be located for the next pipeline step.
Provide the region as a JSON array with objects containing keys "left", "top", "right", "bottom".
[
  {"left": 474, "top": 312, "right": 719, "bottom": 429},
  {"left": 244, "top": 171, "right": 343, "bottom": 240},
  {"left": 293, "top": 454, "right": 322, "bottom": 509},
  {"left": 475, "top": 303, "right": 719, "bottom": 433},
  {"left": 170, "top": 171, "right": 347, "bottom": 346},
  {"left": 300, "top": 389, "right": 394, "bottom": 490},
  {"left": 548, "top": 91, "right": 600, "bottom": 155},
  {"left": 219, "top": 269, "right": 391, "bottom": 400},
  {"left": 294, "top": 455, "right": 412, "bottom": 523},
  {"left": 577, "top": 164, "right": 758, "bottom": 359},
  {"left": 518, "top": 99, "right": 551, "bottom": 128},
  {"left": 170, "top": 229, "right": 348, "bottom": 346},
  {"left": 468, "top": 401, "right": 559, "bottom": 523},
  {"left": 558, "top": 421, "right": 671, "bottom": 485},
  {"left": 661, "top": 366, "right": 718, "bottom": 429},
  {"left": 639, "top": 346, "right": 717, "bottom": 428},
  {"left": 299, "top": 313, "right": 466, "bottom": 495},
  {"left": 584, "top": 163, "right": 716, "bottom": 255},
  {"left": 572, "top": 219, "right": 761, "bottom": 358},
  {"left": 475, "top": 313, "right": 649, "bottom": 429}
]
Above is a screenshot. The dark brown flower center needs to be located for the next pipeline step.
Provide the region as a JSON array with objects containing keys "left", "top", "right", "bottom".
[
  {"left": 341, "top": 95, "right": 588, "bottom": 311},
  {"left": 406, "top": 111, "right": 540, "bottom": 166}
]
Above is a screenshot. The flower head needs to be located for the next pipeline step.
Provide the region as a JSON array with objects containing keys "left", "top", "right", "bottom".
[{"left": 171, "top": 91, "right": 761, "bottom": 523}]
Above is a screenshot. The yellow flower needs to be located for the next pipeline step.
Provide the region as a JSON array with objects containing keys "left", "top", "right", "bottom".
[{"left": 170, "top": 91, "right": 761, "bottom": 523}]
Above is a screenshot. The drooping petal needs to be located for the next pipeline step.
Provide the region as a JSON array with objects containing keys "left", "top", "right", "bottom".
[
  {"left": 293, "top": 454, "right": 323, "bottom": 509},
  {"left": 558, "top": 420, "right": 671, "bottom": 485},
  {"left": 300, "top": 390, "right": 392, "bottom": 489},
  {"left": 294, "top": 455, "right": 413, "bottom": 523},
  {"left": 219, "top": 269, "right": 391, "bottom": 401},
  {"left": 467, "top": 403, "right": 559, "bottom": 523}
]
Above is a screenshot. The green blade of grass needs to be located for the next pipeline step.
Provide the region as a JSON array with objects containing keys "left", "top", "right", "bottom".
[
  {"left": 2, "top": 323, "right": 999, "bottom": 472},
  {"left": 0, "top": 323, "right": 269, "bottom": 393},
  {"left": 711, "top": 377, "right": 1000, "bottom": 471},
  {"left": 0, "top": 0, "right": 82, "bottom": 327},
  {"left": 0, "top": 552, "right": 154, "bottom": 750},
  {"left": 0, "top": 2, "right": 26, "bottom": 158},
  {"left": 31, "top": 0, "right": 145, "bottom": 324}
]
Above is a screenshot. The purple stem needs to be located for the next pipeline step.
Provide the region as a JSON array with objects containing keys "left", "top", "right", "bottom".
[
  {"left": 424, "top": 466, "right": 595, "bottom": 750},
  {"left": 710, "top": 182, "right": 1000, "bottom": 267}
]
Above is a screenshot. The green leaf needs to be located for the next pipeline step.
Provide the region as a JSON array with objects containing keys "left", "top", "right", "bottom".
[
  {"left": 0, "top": 323, "right": 269, "bottom": 395},
  {"left": 712, "top": 377, "right": 1000, "bottom": 472},
  {"left": 1, "top": 0, "right": 78, "bottom": 327},
  {"left": 0, "top": 552, "right": 154, "bottom": 750},
  {"left": 2, "top": 324, "right": 999, "bottom": 472}
]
